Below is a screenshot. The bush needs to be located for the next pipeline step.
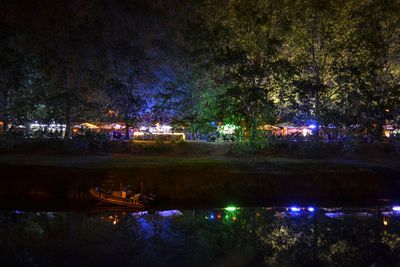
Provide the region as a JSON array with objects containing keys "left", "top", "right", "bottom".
[
  {"left": 230, "top": 134, "right": 272, "bottom": 155},
  {"left": 176, "top": 138, "right": 187, "bottom": 146},
  {"left": 391, "top": 139, "right": 400, "bottom": 158},
  {"left": 0, "top": 133, "right": 23, "bottom": 153},
  {"left": 0, "top": 135, "right": 66, "bottom": 154},
  {"left": 127, "top": 139, "right": 172, "bottom": 154},
  {"left": 293, "top": 140, "right": 341, "bottom": 158},
  {"left": 230, "top": 141, "right": 258, "bottom": 155},
  {"left": 64, "top": 131, "right": 109, "bottom": 154},
  {"left": 152, "top": 139, "right": 168, "bottom": 152},
  {"left": 342, "top": 135, "right": 359, "bottom": 157}
]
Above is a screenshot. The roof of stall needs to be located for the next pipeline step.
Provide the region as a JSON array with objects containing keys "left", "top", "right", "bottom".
[
  {"left": 260, "top": 124, "right": 280, "bottom": 130},
  {"left": 79, "top": 122, "right": 99, "bottom": 129}
]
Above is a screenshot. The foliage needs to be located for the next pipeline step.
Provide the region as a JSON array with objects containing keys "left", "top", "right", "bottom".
[
  {"left": 0, "top": 133, "right": 24, "bottom": 153},
  {"left": 341, "top": 135, "right": 360, "bottom": 157},
  {"left": 65, "top": 131, "right": 109, "bottom": 154},
  {"left": 0, "top": 0, "right": 399, "bottom": 143},
  {"left": 230, "top": 130, "right": 271, "bottom": 154},
  {"left": 186, "top": 0, "right": 400, "bottom": 140}
]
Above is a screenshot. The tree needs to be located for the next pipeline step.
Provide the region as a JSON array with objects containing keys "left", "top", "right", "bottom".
[
  {"left": 284, "top": 1, "right": 346, "bottom": 131},
  {"left": 188, "top": 0, "right": 292, "bottom": 140},
  {"left": 344, "top": 0, "right": 400, "bottom": 139},
  {"left": 0, "top": 1, "right": 40, "bottom": 130},
  {"left": 100, "top": 1, "right": 170, "bottom": 139},
  {"left": 18, "top": 0, "right": 108, "bottom": 138}
]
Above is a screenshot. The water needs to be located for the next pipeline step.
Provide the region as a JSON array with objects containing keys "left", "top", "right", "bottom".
[{"left": 1, "top": 207, "right": 399, "bottom": 266}]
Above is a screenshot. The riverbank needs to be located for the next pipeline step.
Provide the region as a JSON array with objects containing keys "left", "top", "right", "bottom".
[
  {"left": 1, "top": 138, "right": 400, "bottom": 159},
  {"left": 0, "top": 153, "right": 399, "bottom": 210}
]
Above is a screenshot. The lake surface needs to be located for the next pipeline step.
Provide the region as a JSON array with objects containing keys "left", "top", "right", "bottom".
[{"left": 1, "top": 206, "right": 400, "bottom": 266}]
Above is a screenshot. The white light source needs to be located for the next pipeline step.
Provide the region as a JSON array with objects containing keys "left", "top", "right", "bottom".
[{"left": 218, "top": 124, "right": 239, "bottom": 135}]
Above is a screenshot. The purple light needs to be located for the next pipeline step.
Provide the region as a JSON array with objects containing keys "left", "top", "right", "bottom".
[
  {"left": 393, "top": 206, "right": 400, "bottom": 212},
  {"left": 307, "top": 207, "right": 315, "bottom": 212},
  {"left": 158, "top": 210, "right": 183, "bottom": 217},
  {"left": 290, "top": 207, "right": 301, "bottom": 212},
  {"left": 325, "top": 212, "right": 344, "bottom": 218},
  {"left": 131, "top": 211, "right": 148, "bottom": 217},
  {"left": 308, "top": 124, "right": 316, "bottom": 129}
]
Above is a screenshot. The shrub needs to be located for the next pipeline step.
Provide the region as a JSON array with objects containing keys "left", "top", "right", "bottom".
[
  {"left": 63, "top": 131, "right": 109, "bottom": 154},
  {"left": 230, "top": 141, "right": 258, "bottom": 155},
  {"left": 230, "top": 134, "right": 271, "bottom": 155},
  {"left": 391, "top": 139, "right": 400, "bottom": 158},
  {"left": 342, "top": 135, "right": 359, "bottom": 157},
  {"left": 0, "top": 134, "right": 22, "bottom": 153},
  {"left": 294, "top": 140, "right": 341, "bottom": 158},
  {"left": 152, "top": 139, "right": 168, "bottom": 152},
  {"left": 176, "top": 138, "right": 187, "bottom": 146}
]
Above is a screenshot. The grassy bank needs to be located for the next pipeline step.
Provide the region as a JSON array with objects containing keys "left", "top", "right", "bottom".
[{"left": 1, "top": 137, "right": 400, "bottom": 159}]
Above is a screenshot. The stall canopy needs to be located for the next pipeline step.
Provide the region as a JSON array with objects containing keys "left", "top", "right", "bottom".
[
  {"left": 260, "top": 124, "right": 280, "bottom": 131},
  {"left": 79, "top": 122, "right": 99, "bottom": 129}
]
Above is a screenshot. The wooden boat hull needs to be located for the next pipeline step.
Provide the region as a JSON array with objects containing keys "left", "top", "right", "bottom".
[{"left": 89, "top": 187, "right": 146, "bottom": 208}]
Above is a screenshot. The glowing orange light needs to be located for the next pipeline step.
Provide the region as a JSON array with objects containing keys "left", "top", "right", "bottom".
[{"left": 383, "top": 216, "right": 389, "bottom": 226}]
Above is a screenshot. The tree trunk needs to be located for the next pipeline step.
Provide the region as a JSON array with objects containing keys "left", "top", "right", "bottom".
[
  {"left": 1, "top": 117, "right": 9, "bottom": 132},
  {"left": 313, "top": 87, "right": 321, "bottom": 138},
  {"left": 64, "top": 121, "right": 71, "bottom": 139},
  {"left": 249, "top": 117, "right": 258, "bottom": 143},
  {"left": 125, "top": 122, "right": 130, "bottom": 140},
  {"left": 2, "top": 90, "right": 10, "bottom": 131},
  {"left": 64, "top": 102, "right": 71, "bottom": 139},
  {"left": 374, "top": 119, "right": 383, "bottom": 142}
]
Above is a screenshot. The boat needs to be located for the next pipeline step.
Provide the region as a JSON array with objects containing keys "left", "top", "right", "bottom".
[{"left": 89, "top": 186, "right": 156, "bottom": 208}]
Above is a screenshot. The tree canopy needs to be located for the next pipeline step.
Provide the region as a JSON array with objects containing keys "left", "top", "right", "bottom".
[{"left": 0, "top": 0, "right": 399, "bottom": 140}]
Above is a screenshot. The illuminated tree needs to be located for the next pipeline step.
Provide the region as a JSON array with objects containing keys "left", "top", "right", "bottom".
[
  {"left": 188, "top": 0, "right": 292, "bottom": 140},
  {"left": 18, "top": 0, "right": 108, "bottom": 138},
  {"left": 342, "top": 0, "right": 400, "bottom": 139},
  {"left": 284, "top": 1, "right": 343, "bottom": 130},
  {"left": 0, "top": 3, "right": 42, "bottom": 130}
]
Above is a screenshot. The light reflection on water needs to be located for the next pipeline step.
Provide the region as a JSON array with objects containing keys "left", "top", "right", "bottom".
[{"left": 1, "top": 207, "right": 400, "bottom": 266}]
